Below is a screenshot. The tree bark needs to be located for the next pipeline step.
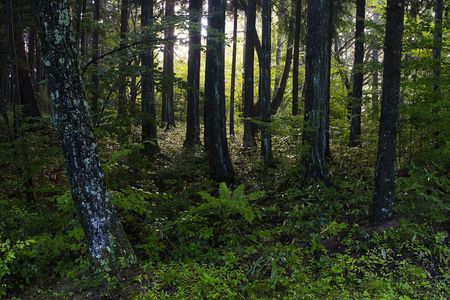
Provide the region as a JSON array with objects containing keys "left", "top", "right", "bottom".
[
  {"left": 92, "top": 0, "right": 100, "bottom": 118},
  {"left": 260, "top": 0, "right": 272, "bottom": 164},
  {"left": 433, "top": 0, "right": 443, "bottom": 93},
  {"left": 372, "top": 0, "right": 405, "bottom": 224},
  {"left": 301, "top": 0, "right": 332, "bottom": 183},
  {"left": 349, "top": 0, "right": 366, "bottom": 147},
  {"left": 185, "top": 0, "right": 203, "bottom": 146},
  {"left": 162, "top": 0, "right": 175, "bottom": 127},
  {"left": 292, "top": 0, "right": 302, "bottom": 116},
  {"left": 229, "top": 0, "right": 238, "bottom": 137},
  {"left": 118, "top": 0, "right": 130, "bottom": 117},
  {"left": 204, "top": 0, "right": 234, "bottom": 182},
  {"left": 36, "top": 0, "right": 137, "bottom": 270},
  {"left": 141, "top": 0, "right": 159, "bottom": 156},
  {"left": 270, "top": 43, "right": 293, "bottom": 115},
  {"left": 14, "top": 31, "right": 41, "bottom": 118},
  {"left": 80, "top": 0, "right": 87, "bottom": 61},
  {"left": 243, "top": 0, "right": 257, "bottom": 147}
]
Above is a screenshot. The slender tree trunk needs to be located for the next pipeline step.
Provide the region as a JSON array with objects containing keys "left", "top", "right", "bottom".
[
  {"left": 371, "top": 8, "right": 380, "bottom": 118},
  {"left": 92, "top": 0, "right": 100, "bottom": 118},
  {"left": 141, "top": 0, "right": 159, "bottom": 156},
  {"left": 301, "top": 0, "right": 332, "bottom": 183},
  {"left": 433, "top": 0, "right": 443, "bottom": 93},
  {"left": 118, "top": 0, "right": 130, "bottom": 117},
  {"left": 372, "top": 0, "right": 405, "bottom": 224},
  {"left": 185, "top": 0, "right": 203, "bottom": 146},
  {"left": 274, "top": 5, "right": 283, "bottom": 91},
  {"left": 229, "top": 0, "right": 238, "bottom": 137},
  {"left": 243, "top": 0, "right": 257, "bottom": 147},
  {"left": 36, "top": 0, "right": 137, "bottom": 270},
  {"left": 27, "top": 27, "right": 36, "bottom": 86},
  {"left": 260, "top": 0, "right": 272, "bottom": 164},
  {"left": 270, "top": 43, "right": 293, "bottom": 115},
  {"left": 205, "top": 0, "right": 234, "bottom": 182},
  {"left": 0, "top": 56, "right": 12, "bottom": 140},
  {"left": 162, "top": 0, "right": 175, "bottom": 127},
  {"left": 80, "top": 0, "right": 87, "bottom": 61},
  {"left": 14, "top": 31, "right": 41, "bottom": 118},
  {"left": 292, "top": 0, "right": 301, "bottom": 116},
  {"left": 350, "top": 0, "right": 366, "bottom": 147}
]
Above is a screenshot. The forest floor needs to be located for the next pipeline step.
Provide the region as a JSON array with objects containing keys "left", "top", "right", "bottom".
[{"left": 1, "top": 121, "right": 449, "bottom": 299}]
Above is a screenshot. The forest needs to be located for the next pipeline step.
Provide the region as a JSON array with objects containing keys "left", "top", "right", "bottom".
[{"left": 0, "top": 0, "right": 449, "bottom": 298}]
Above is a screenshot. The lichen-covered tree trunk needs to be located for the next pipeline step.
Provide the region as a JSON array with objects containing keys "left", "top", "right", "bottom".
[
  {"left": 162, "top": 0, "right": 175, "bottom": 128},
  {"left": 229, "top": 0, "right": 238, "bottom": 137},
  {"left": 141, "top": 0, "right": 159, "bottom": 156},
  {"left": 185, "top": 0, "right": 202, "bottom": 146},
  {"left": 349, "top": 0, "right": 366, "bottom": 147},
  {"left": 36, "top": 0, "right": 137, "bottom": 271},
  {"left": 243, "top": 0, "right": 257, "bottom": 147},
  {"left": 292, "top": 0, "right": 302, "bottom": 116},
  {"left": 204, "top": 0, "right": 234, "bottom": 182},
  {"left": 118, "top": 0, "right": 130, "bottom": 117},
  {"left": 301, "top": 0, "right": 332, "bottom": 183},
  {"left": 372, "top": 0, "right": 405, "bottom": 224},
  {"left": 260, "top": 0, "right": 272, "bottom": 164}
]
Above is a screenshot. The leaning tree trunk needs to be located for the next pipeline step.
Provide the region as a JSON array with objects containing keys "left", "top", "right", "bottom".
[
  {"left": 372, "top": 0, "right": 405, "bottom": 224},
  {"left": 141, "top": 0, "right": 159, "bottom": 156},
  {"left": 229, "top": 0, "right": 238, "bottom": 137},
  {"left": 349, "top": 0, "right": 366, "bottom": 147},
  {"left": 301, "top": 0, "right": 332, "bottom": 183},
  {"left": 204, "top": 0, "right": 234, "bottom": 182},
  {"left": 118, "top": 0, "right": 130, "bottom": 117},
  {"left": 292, "top": 0, "right": 301, "bottom": 116},
  {"left": 260, "top": 0, "right": 272, "bottom": 164},
  {"left": 162, "top": 0, "right": 175, "bottom": 128},
  {"left": 185, "top": 0, "right": 203, "bottom": 146},
  {"left": 242, "top": 0, "right": 257, "bottom": 147},
  {"left": 432, "top": 0, "right": 443, "bottom": 93},
  {"left": 36, "top": 0, "right": 137, "bottom": 271}
]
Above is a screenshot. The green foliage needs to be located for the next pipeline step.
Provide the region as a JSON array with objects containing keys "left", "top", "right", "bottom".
[{"left": 0, "top": 238, "right": 34, "bottom": 297}]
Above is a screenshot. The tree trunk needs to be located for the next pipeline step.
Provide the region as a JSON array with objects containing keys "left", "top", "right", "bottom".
[
  {"left": 80, "top": 0, "right": 87, "bottom": 61},
  {"left": 185, "top": 0, "right": 203, "bottom": 146},
  {"left": 162, "top": 0, "right": 175, "bottom": 127},
  {"left": 349, "top": 0, "right": 366, "bottom": 147},
  {"left": 92, "top": 0, "right": 100, "bottom": 118},
  {"left": 141, "top": 0, "right": 159, "bottom": 156},
  {"left": 14, "top": 31, "right": 41, "bottom": 118},
  {"left": 229, "top": 0, "right": 238, "bottom": 137},
  {"left": 243, "top": 0, "right": 257, "bottom": 147},
  {"left": 36, "top": 0, "right": 137, "bottom": 270},
  {"left": 118, "top": 0, "right": 130, "bottom": 117},
  {"left": 27, "top": 27, "right": 36, "bottom": 86},
  {"left": 371, "top": 8, "right": 380, "bottom": 118},
  {"left": 372, "top": 0, "right": 405, "bottom": 224},
  {"left": 301, "top": 0, "right": 332, "bottom": 183},
  {"left": 204, "top": 0, "right": 234, "bottom": 182},
  {"left": 270, "top": 43, "right": 293, "bottom": 115},
  {"left": 433, "top": 0, "right": 443, "bottom": 93},
  {"left": 260, "top": 0, "right": 272, "bottom": 164},
  {"left": 292, "top": 0, "right": 301, "bottom": 116}
]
